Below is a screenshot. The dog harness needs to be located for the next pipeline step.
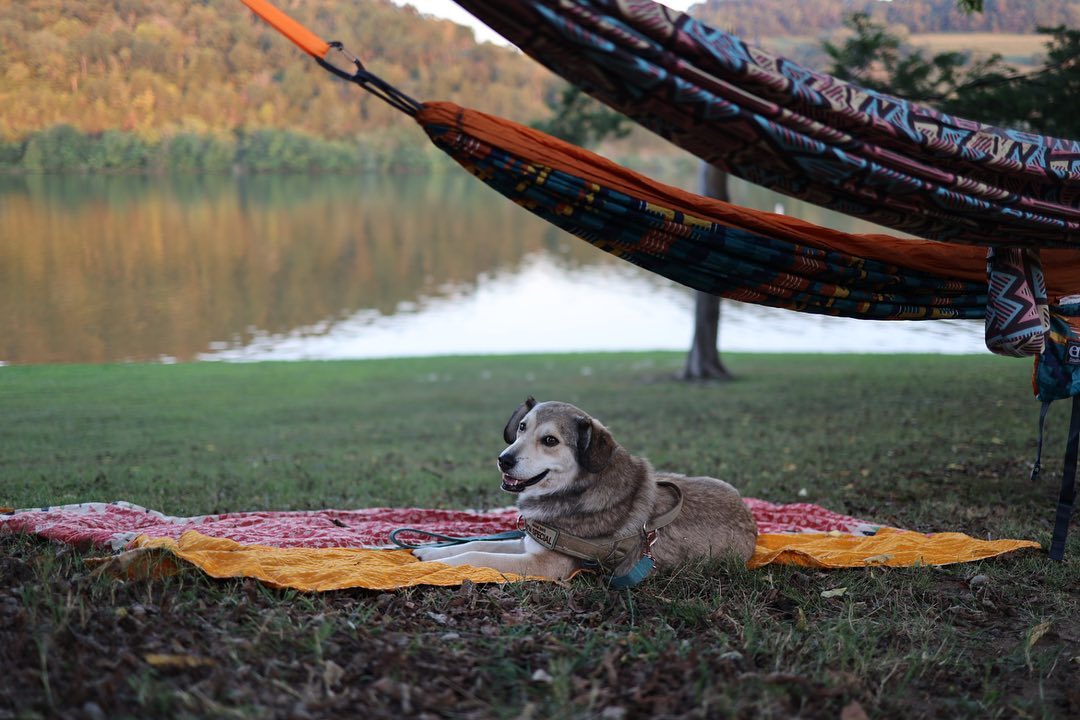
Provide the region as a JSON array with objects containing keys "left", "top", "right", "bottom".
[
  {"left": 391, "top": 482, "right": 684, "bottom": 588},
  {"left": 522, "top": 481, "right": 684, "bottom": 588}
]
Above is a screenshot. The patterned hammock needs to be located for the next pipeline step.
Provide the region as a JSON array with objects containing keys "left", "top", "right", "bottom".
[
  {"left": 454, "top": 0, "right": 1080, "bottom": 248},
  {"left": 239, "top": 0, "right": 1080, "bottom": 321}
]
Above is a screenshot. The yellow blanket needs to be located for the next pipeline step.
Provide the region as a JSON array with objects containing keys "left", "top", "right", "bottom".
[
  {"left": 125, "top": 528, "right": 1040, "bottom": 591},
  {"left": 748, "top": 527, "right": 1039, "bottom": 570}
]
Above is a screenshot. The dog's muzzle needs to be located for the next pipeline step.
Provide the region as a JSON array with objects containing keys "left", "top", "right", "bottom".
[{"left": 501, "top": 469, "right": 548, "bottom": 493}]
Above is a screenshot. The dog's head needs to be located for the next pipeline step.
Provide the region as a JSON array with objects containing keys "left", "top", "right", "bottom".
[{"left": 496, "top": 397, "right": 616, "bottom": 495}]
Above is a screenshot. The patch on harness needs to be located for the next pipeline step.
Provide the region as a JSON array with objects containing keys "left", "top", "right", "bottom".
[{"left": 526, "top": 522, "right": 559, "bottom": 549}]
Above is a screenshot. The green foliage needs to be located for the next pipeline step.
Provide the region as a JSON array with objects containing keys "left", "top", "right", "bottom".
[
  {"left": 4, "top": 125, "right": 446, "bottom": 174},
  {"left": 955, "top": 26, "right": 1080, "bottom": 137},
  {"left": 825, "top": 15, "right": 1080, "bottom": 138},
  {"left": 162, "top": 133, "right": 236, "bottom": 174},
  {"left": 531, "top": 84, "right": 632, "bottom": 147},
  {"left": 84, "top": 130, "right": 151, "bottom": 172},
  {"left": 0, "top": 138, "right": 25, "bottom": 169},
  {"left": 21, "top": 125, "right": 90, "bottom": 172},
  {"left": 822, "top": 13, "right": 1010, "bottom": 102}
]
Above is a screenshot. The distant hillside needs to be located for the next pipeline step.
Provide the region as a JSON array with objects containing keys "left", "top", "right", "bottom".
[
  {"left": 0, "top": 0, "right": 557, "bottom": 142},
  {"left": 689, "top": 0, "right": 1080, "bottom": 39},
  {"left": 1, "top": 0, "right": 1073, "bottom": 172}
]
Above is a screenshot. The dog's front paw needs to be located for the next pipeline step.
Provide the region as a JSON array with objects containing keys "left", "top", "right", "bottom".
[{"left": 412, "top": 545, "right": 453, "bottom": 562}]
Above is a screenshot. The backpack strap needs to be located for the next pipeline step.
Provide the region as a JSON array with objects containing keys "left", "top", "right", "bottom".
[{"left": 1049, "top": 394, "right": 1080, "bottom": 561}]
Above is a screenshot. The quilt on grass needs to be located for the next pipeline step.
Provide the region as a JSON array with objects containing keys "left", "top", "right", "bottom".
[
  {"left": 0, "top": 498, "right": 879, "bottom": 550},
  {"left": 1, "top": 500, "right": 1039, "bottom": 590}
]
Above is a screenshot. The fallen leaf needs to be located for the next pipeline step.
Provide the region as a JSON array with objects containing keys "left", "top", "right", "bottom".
[
  {"left": 86, "top": 548, "right": 181, "bottom": 581},
  {"left": 531, "top": 668, "right": 554, "bottom": 684},
  {"left": 821, "top": 587, "right": 848, "bottom": 599},
  {"left": 144, "top": 653, "right": 215, "bottom": 669},
  {"left": 1027, "top": 620, "right": 1053, "bottom": 649},
  {"left": 862, "top": 553, "right": 893, "bottom": 565},
  {"left": 840, "top": 700, "right": 869, "bottom": 720},
  {"left": 1025, "top": 620, "right": 1054, "bottom": 671},
  {"left": 323, "top": 659, "right": 345, "bottom": 692}
]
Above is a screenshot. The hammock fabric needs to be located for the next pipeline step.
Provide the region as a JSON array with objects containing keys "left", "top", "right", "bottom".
[
  {"left": 454, "top": 0, "right": 1080, "bottom": 248},
  {"left": 419, "top": 101, "right": 1080, "bottom": 319},
  {"left": 1, "top": 502, "right": 1040, "bottom": 591},
  {"left": 239, "top": 0, "right": 1080, "bottom": 321}
]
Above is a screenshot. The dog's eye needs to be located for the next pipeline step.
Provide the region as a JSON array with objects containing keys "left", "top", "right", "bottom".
[
  {"left": 518, "top": 421, "right": 527, "bottom": 433},
  {"left": 541, "top": 435, "right": 559, "bottom": 447}
]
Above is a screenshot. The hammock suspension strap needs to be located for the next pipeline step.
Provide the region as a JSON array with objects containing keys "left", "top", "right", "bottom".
[{"left": 316, "top": 42, "right": 422, "bottom": 118}]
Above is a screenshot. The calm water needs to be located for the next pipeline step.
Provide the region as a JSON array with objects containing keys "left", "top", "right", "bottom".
[{"left": 0, "top": 172, "right": 983, "bottom": 365}]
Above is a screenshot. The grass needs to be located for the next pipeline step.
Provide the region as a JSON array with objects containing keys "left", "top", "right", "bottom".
[{"left": 1, "top": 352, "right": 1078, "bottom": 718}]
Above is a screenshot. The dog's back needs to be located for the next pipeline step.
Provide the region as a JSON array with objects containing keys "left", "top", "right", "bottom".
[{"left": 651, "top": 473, "right": 757, "bottom": 565}]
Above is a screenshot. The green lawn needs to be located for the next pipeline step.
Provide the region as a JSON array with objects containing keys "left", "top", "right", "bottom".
[{"left": 1, "top": 353, "right": 1077, "bottom": 718}]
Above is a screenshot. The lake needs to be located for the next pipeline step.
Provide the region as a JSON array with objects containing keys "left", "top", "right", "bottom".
[{"left": 0, "top": 171, "right": 985, "bottom": 365}]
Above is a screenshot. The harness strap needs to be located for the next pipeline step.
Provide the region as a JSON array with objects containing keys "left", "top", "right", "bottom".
[
  {"left": 1049, "top": 394, "right": 1080, "bottom": 561},
  {"left": 522, "top": 520, "right": 638, "bottom": 563},
  {"left": 645, "top": 480, "right": 684, "bottom": 532},
  {"left": 523, "top": 481, "right": 684, "bottom": 580}
]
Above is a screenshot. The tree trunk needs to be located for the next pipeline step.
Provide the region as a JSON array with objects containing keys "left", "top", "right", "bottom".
[{"left": 680, "top": 163, "right": 733, "bottom": 381}]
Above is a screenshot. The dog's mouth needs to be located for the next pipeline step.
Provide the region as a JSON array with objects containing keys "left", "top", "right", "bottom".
[{"left": 501, "top": 469, "right": 549, "bottom": 493}]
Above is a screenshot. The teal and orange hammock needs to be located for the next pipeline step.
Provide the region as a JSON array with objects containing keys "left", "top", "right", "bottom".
[{"left": 240, "top": 0, "right": 1080, "bottom": 324}]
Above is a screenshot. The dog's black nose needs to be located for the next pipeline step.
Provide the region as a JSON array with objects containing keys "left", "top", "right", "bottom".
[{"left": 497, "top": 452, "right": 516, "bottom": 473}]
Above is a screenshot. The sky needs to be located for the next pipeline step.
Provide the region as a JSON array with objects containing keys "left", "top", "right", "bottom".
[{"left": 391, "top": 1, "right": 698, "bottom": 45}]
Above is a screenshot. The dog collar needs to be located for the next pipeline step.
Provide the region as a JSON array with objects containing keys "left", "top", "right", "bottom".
[{"left": 522, "top": 481, "right": 683, "bottom": 587}]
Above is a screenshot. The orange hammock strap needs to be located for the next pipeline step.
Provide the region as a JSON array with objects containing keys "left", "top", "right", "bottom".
[
  {"left": 239, "top": 0, "right": 421, "bottom": 116},
  {"left": 239, "top": 0, "right": 329, "bottom": 59}
]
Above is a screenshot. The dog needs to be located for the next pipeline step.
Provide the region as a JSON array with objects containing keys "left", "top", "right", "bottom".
[{"left": 413, "top": 397, "right": 757, "bottom": 581}]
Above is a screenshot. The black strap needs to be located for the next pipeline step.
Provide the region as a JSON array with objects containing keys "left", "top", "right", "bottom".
[
  {"left": 316, "top": 43, "right": 423, "bottom": 117},
  {"left": 1031, "top": 399, "right": 1052, "bottom": 482},
  {"left": 1049, "top": 394, "right": 1080, "bottom": 561}
]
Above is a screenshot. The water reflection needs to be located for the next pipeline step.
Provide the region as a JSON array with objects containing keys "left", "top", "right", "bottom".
[
  {"left": 1, "top": 173, "right": 632, "bottom": 363},
  {"left": 0, "top": 173, "right": 983, "bottom": 365},
  {"left": 204, "top": 251, "right": 983, "bottom": 360}
]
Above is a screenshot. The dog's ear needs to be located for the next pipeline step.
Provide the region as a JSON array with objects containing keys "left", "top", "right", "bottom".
[
  {"left": 575, "top": 416, "right": 615, "bottom": 474},
  {"left": 502, "top": 396, "right": 537, "bottom": 443}
]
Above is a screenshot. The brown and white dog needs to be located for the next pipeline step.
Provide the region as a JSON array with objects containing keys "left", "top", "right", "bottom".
[{"left": 413, "top": 398, "right": 757, "bottom": 580}]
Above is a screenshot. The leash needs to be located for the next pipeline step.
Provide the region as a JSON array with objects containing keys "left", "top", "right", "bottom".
[{"left": 388, "top": 528, "right": 524, "bottom": 550}]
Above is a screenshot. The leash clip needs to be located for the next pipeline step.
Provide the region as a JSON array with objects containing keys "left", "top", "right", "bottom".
[{"left": 643, "top": 526, "right": 659, "bottom": 559}]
